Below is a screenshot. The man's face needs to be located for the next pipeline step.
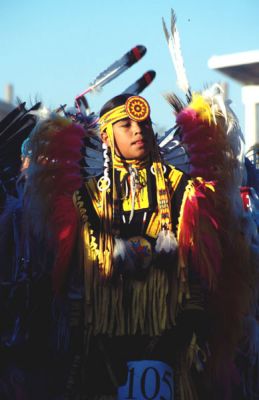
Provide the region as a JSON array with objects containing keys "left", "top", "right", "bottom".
[{"left": 111, "top": 117, "right": 154, "bottom": 160}]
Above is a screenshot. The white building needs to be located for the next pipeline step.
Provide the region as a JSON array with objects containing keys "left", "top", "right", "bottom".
[
  {"left": 0, "top": 84, "right": 14, "bottom": 121},
  {"left": 208, "top": 51, "right": 259, "bottom": 167}
]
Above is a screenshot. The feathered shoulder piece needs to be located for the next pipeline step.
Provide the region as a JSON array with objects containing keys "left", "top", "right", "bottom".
[
  {"left": 24, "top": 115, "right": 85, "bottom": 294},
  {"left": 174, "top": 91, "right": 253, "bottom": 400},
  {"left": 175, "top": 86, "right": 245, "bottom": 185},
  {"left": 163, "top": 10, "right": 254, "bottom": 393}
]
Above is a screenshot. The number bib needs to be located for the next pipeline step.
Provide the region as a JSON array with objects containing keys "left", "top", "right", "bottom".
[{"left": 117, "top": 360, "right": 174, "bottom": 400}]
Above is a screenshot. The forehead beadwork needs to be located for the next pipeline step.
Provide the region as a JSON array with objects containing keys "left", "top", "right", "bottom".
[{"left": 125, "top": 96, "right": 150, "bottom": 122}]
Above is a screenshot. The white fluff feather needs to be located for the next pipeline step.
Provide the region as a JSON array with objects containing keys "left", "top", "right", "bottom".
[{"left": 155, "top": 229, "right": 178, "bottom": 254}]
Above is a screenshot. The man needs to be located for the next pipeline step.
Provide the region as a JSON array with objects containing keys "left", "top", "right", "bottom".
[
  {"left": 0, "top": 93, "right": 253, "bottom": 399},
  {"left": 73, "top": 93, "right": 209, "bottom": 399}
]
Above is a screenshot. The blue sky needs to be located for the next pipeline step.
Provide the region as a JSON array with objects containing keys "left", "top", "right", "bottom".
[{"left": 1, "top": 0, "right": 259, "bottom": 138}]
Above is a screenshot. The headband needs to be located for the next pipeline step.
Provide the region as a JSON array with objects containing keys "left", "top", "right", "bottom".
[{"left": 99, "top": 95, "right": 150, "bottom": 133}]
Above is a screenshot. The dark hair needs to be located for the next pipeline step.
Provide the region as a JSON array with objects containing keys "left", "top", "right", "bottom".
[{"left": 99, "top": 93, "right": 133, "bottom": 117}]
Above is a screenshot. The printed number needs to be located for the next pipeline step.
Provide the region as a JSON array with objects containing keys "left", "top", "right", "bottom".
[
  {"left": 141, "top": 367, "right": 160, "bottom": 399},
  {"left": 125, "top": 366, "right": 173, "bottom": 400},
  {"left": 126, "top": 368, "right": 136, "bottom": 399},
  {"left": 161, "top": 371, "right": 173, "bottom": 400}
]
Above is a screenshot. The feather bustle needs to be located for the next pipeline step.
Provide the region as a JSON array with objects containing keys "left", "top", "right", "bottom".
[{"left": 24, "top": 117, "right": 85, "bottom": 294}]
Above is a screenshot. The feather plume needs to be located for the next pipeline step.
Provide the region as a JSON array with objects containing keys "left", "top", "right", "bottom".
[
  {"left": 155, "top": 229, "right": 178, "bottom": 254},
  {"left": 162, "top": 9, "right": 190, "bottom": 95},
  {"left": 24, "top": 116, "right": 85, "bottom": 294}
]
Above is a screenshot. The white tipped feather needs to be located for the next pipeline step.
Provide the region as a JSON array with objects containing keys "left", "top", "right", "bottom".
[
  {"left": 162, "top": 9, "right": 190, "bottom": 94},
  {"left": 155, "top": 229, "right": 178, "bottom": 254}
]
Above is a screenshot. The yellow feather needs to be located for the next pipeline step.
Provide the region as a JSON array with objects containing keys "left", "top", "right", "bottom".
[{"left": 190, "top": 93, "right": 213, "bottom": 124}]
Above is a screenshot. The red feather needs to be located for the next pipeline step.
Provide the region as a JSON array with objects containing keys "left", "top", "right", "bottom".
[
  {"left": 25, "top": 117, "right": 85, "bottom": 294},
  {"left": 178, "top": 177, "right": 254, "bottom": 394},
  {"left": 176, "top": 107, "right": 232, "bottom": 181},
  {"left": 178, "top": 179, "right": 222, "bottom": 289},
  {"left": 50, "top": 195, "right": 79, "bottom": 295},
  {"left": 47, "top": 123, "right": 84, "bottom": 294}
]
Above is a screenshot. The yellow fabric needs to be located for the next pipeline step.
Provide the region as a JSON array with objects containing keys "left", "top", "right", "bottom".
[
  {"left": 73, "top": 163, "right": 186, "bottom": 336},
  {"left": 83, "top": 164, "right": 184, "bottom": 239},
  {"left": 74, "top": 189, "right": 174, "bottom": 336},
  {"left": 168, "top": 166, "right": 184, "bottom": 191},
  {"left": 146, "top": 166, "right": 183, "bottom": 238},
  {"left": 145, "top": 211, "right": 161, "bottom": 239},
  {"left": 84, "top": 179, "right": 103, "bottom": 218},
  {"left": 76, "top": 181, "right": 114, "bottom": 278},
  {"left": 98, "top": 184, "right": 114, "bottom": 277},
  {"left": 151, "top": 144, "right": 173, "bottom": 232},
  {"left": 99, "top": 105, "right": 129, "bottom": 133}
]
